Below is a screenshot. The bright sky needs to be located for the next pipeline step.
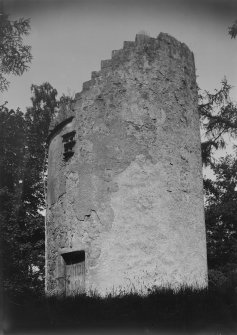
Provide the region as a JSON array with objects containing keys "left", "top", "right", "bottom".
[{"left": 1, "top": 0, "right": 237, "bottom": 113}]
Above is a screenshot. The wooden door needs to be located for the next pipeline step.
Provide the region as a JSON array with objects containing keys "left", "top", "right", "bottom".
[{"left": 62, "top": 250, "right": 85, "bottom": 296}]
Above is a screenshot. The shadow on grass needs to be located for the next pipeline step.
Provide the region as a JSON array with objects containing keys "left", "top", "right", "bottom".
[{"left": 3, "top": 285, "right": 237, "bottom": 334}]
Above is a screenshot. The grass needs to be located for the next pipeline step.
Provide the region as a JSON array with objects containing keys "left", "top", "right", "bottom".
[{"left": 3, "top": 285, "right": 237, "bottom": 334}]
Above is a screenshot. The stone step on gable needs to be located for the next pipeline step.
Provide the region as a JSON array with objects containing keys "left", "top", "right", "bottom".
[
  {"left": 91, "top": 71, "right": 100, "bottom": 79},
  {"left": 100, "top": 59, "right": 112, "bottom": 69},
  {"left": 123, "top": 41, "right": 135, "bottom": 49},
  {"left": 82, "top": 79, "right": 94, "bottom": 91}
]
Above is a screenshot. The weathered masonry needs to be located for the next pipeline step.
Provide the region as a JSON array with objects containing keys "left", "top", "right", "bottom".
[{"left": 46, "top": 33, "right": 208, "bottom": 296}]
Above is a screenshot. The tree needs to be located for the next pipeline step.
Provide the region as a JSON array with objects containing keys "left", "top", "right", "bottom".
[
  {"left": 0, "top": 82, "right": 60, "bottom": 296},
  {"left": 0, "top": 103, "right": 31, "bottom": 294},
  {"left": 199, "top": 79, "right": 237, "bottom": 166},
  {"left": 199, "top": 19, "right": 237, "bottom": 166},
  {"left": 0, "top": 102, "right": 26, "bottom": 191},
  {"left": 198, "top": 56, "right": 237, "bottom": 284},
  {"left": 0, "top": 81, "right": 76, "bottom": 296},
  {"left": 198, "top": 20, "right": 237, "bottom": 280},
  {"left": 0, "top": 12, "right": 32, "bottom": 92},
  {"left": 205, "top": 155, "right": 237, "bottom": 276},
  {"left": 23, "top": 83, "right": 58, "bottom": 212}
]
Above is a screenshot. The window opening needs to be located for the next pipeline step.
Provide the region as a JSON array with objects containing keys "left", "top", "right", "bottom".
[{"left": 62, "top": 131, "right": 76, "bottom": 161}]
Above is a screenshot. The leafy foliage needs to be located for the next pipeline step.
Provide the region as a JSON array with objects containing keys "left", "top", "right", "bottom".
[
  {"left": 24, "top": 83, "right": 58, "bottom": 211},
  {"left": 204, "top": 155, "right": 237, "bottom": 275},
  {"left": 0, "top": 104, "right": 33, "bottom": 294},
  {"left": 198, "top": 25, "right": 237, "bottom": 279},
  {"left": 0, "top": 83, "right": 59, "bottom": 295},
  {"left": 199, "top": 75, "right": 237, "bottom": 282},
  {"left": 0, "top": 12, "right": 32, "bottom": 91},
  {"left": 0, "top": 103, "right": 25, "bottom": 190},
  {"left": 199, "top": 79, "right": 237, "bottom": 166}
]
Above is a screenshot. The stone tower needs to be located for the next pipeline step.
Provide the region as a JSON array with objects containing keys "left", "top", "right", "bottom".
[{"left": 46, "top": 33, "right": 207, "bottom": 296}]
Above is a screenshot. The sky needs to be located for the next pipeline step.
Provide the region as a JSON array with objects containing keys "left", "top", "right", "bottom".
[{"left": 1, "top": 0, "right": 237, "bottom": 113}]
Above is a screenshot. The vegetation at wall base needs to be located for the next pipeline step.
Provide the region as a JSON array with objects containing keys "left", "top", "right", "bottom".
[{"left": 3, "top": 285, "right": 237, "bottom": 334}]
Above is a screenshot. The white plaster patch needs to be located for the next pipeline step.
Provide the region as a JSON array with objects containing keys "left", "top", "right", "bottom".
[{"left": 92, "top": 154, "right": 207, "bottom": 295}]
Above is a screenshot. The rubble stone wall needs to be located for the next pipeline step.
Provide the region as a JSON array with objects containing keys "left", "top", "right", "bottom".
[{"left": 46, "top": 33, "right": 208, "bottom": 296}]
